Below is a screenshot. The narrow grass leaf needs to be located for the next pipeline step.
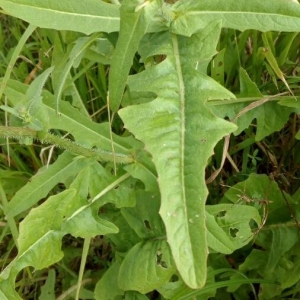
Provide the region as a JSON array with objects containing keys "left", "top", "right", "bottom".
[
  {"left": 109, "top": 0, "right": 160, "bottom": 112},
  {"left": 262, "top": 33, "right": 294, "bottom": 95},
  {"left": 54, "top": 34, "right": 101, "bottom": 113}
]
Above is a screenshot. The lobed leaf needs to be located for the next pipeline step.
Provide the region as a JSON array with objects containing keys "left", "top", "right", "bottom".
[
  {"left": 119, "top": 22, "right": 236, "bottom": 288},
  {"left": 206, "top": 204, "right": 261, "bottom": 253},
  {"left": 6, "top": 152, "right": 93, "bottom": 218},
  {"left": 1, "top": 163, "right": 133, "bottom": 298},
  {"left": 221, "top": 174, "right": 294, "bottom": 225}
]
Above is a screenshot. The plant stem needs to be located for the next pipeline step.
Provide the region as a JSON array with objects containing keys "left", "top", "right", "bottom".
[
  {"left": 75, "top": 237, "right": 91, "bottom": 300},
  {"left": 0, "top": 126, "right": 134, "bottom": 164}
]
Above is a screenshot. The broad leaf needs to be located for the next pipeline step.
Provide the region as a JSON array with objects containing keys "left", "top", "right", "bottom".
[
  {"left": 63, "top": 163, "right": 135, "bottom": 238},
  {"left": 121, "top": 191, "right": 165, "bottom": 239},
  {"left": 0, "top": 281, "right": 21, "bottom": 300},
  {"left": 0, "top": 190, "right": 78, "bottom": 297},
  {"left": 119, "top": 22, "right": 236, "bottom": 288},
  {"left": 94, "top": 260, "right": 124, "bottom": 300},
  {"left": 221, "top": 174, "right": 294, "bottom": 225},
  {"left": 6, "top": 152, "right": 93, "bottom": 218},
  {"left": 124, "top": 161, "right": 158, "bottom": 192},
  {"left": 24, "top": 66, "right": 54, "bottom": 130},
  {"left": 118, "top": 240, "right": 176, "bottom": 294},
  {"left": 1, "top": 164, "right": 133, "bottom": 298},
  {"left": 1, "top": 67, "right": 53, "bottom": 132},
  {"left": 169, "top": 0, "right": 300, "bottom": 36},
  {"left": 235, "top": 226, "right": 299, "bottom": 299},
  {"left": 0, "top": 0, "right": 120, "bottom": 34},
  {"left": 62, "top": 202, "right": 119, "bottom": 238},
  {"left": 206, "top": 204, "right": 261, "bottom": 253}
]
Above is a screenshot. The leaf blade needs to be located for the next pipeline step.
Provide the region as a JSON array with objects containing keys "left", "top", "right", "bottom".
[
  {"left": 109, "top": 0, "right": 159, "bottom": 111},
  {"left": 119, "top": 23, "right": 236, "bottom": 288},
  {"left": 0, "top": 0, "right": 120, "bottom": 35},
  {"left": 170, "top": 0, "right": 300, "bottom": 36},
  {"left": 6, "top": 152, "right": 93, "bottom": 218}
]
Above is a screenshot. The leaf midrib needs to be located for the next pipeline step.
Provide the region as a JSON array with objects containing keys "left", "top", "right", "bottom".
[
  {"left": 171, "top": 34, "right": 193, "bottom": 260},
  {"left": 186, "top": 11, "right": 299, "bottom": 18}
]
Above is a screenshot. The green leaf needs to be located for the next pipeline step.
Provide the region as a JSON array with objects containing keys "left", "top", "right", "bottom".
[
  {"left": 0, "top": 0, "right": 120, "bottom": 35},
  {"left": 0, "top": 189, "right": 78, "bottom": 294},
  {"left": 124, "top": 291, "right": 149, "bottom": 300},
  {"left": 118, "top": 240, "right": 176, "bottom": 294},
  {"left": 206, "top": 204, "right": 261, "bottom": 253},
  {"left": 239, "top": 68, "right": 262, "bottom": 98},
  {"left": 124, "top": 161, "right": 158, "bottom": 192},
  {"left": 24, "top": 66, "right": 54, "bottom": 130},
  {"left": 119, "top": 22, "right": 236, "bottom": 288},
  {"left": 62, "top": 202, "right": 119, "bottom": 238},
  {"left": 235, "top": 226, "right": 299, "bottom": 299},
  {"left": 209, "top": 68, "right": 296, "bottom": 141},
  {"left": 106, "top": 213, "right": 141, "bottom": 253},
  {"left": 3, "top": 79, "right": 138, "bottom": 154},
  {"left": 221, "top": 174, "right": 294, "bottom": 225},
  {"left": 16, "top": 190, "right": 78, "bottom": 269},
  {"left": 278, "top": 97, "right": 300, "bottom": 108},
  {"left": 94, "top": 260, "right": 124, "bottom": 300},
  {"left": 0, "top": 281, "right": 22, "bottom": 300},
  {"left": 109, "top": 0, "right": 160, "bottom": 112},
  {"left": 170, "top": 0, "right": 300, "bottom": 36},
  {"left": 85, "top": 162, "right": 136, "bottom": 208},
  {"left": 39, "top": 269, "right": 56, "bottom": 300},
  {"left": 54, "top": 34, "right": 101, "bottom": 113},
  {"left": 121, "top": 191, "right": 165, "bottom": 239},
  {"left": 6, "top": 152, "right": 93, "bottom": 218},
  {"left": 1, "top": 67, "right": 53, "bottom": 131}
]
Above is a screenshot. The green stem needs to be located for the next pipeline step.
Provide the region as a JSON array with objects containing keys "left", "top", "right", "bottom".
[
  {"left": 75, "top": 237, "right": 91, "bottom": 300},
  {"left": 0, "top": 126, "right": 134, "bottom": 164}
]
